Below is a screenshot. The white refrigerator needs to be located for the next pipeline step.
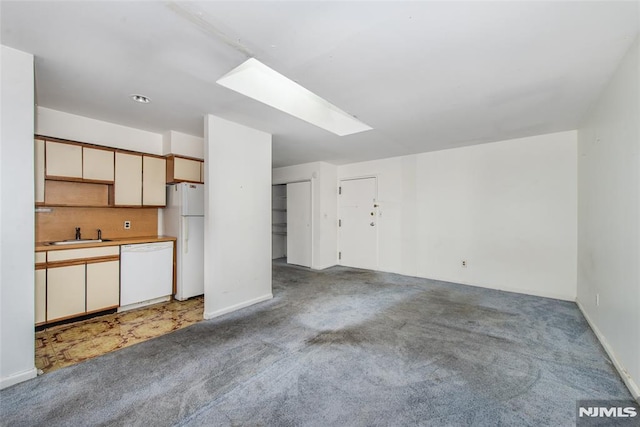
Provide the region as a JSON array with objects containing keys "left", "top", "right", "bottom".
[{"left": 164, "top": 183, "right": 205, "bottom": 300}]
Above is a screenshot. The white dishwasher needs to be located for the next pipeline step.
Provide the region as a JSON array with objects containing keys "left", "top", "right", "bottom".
[{"left": 120, "top": 242, "right": 174, "bottom": 310}]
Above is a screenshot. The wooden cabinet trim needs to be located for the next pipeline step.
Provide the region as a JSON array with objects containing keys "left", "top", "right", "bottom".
[
  {"left": 45, "top": 256, "right": 120, "bottom": 268},
  {"left": 39, "top": 137, "right": 88, "bottom": 148},
  {"left": 136, "top": 152, "right": 165, "bottom": 160},
  {"left": 46, "top": 175, "right": 113, "bottom": 185},
  {"left": 37, "top": 135, "right": 175, "bottom": 159},
  {"left": 85, "top": 306, "right": 118, "bottom": 316},
  {"left": 165, "top": 153, "right": 204, "bottom": 162},
  {"left": 47, "top": 246, "right": 119, "bottom": 262},
  {"left": 84, "top": 255, "right": 120, "bottom": 265},
  {"left": 44, "top": 259, "right": 87, "bottom": 268},
  {"left": 38, "top": 135, "right": 151, "bottom": 156}
]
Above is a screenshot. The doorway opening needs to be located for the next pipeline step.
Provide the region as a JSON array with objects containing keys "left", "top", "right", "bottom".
[
  {"left": 272, "top": 182, "right": 312, "bottom": 268},
  {"left": 272, "top": 184, "right": 287, "bottom": 261}
]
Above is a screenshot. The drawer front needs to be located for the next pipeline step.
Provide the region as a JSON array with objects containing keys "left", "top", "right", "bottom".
[
  {"left": 47, "top": 246, "right": 119, "bottom": 262},
  {"left": 35, "top": 252, "right": 46, "bottom": 264}
]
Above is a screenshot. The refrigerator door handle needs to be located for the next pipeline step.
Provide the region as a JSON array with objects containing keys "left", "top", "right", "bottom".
[{"left": 183, "top": 219, "right": 189, "bottom": 254}]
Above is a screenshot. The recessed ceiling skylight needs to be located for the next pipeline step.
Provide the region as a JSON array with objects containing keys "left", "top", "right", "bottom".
[{"left": 216, "top": 58, "right": 372, "bottom": 136}]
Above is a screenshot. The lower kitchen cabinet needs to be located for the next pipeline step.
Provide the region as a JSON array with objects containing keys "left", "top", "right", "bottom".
[
  {"left": 38, "top": 246, "right": 121, "bottom": 324},
  {"left": 86, "top": 260, "right": 120, "bottom": 312},
  {"left": 47, "top": 264, "right": 86, "bottom": 321},
  {"left": 35, "top": 268, "right": 46, "bottom": 324}
]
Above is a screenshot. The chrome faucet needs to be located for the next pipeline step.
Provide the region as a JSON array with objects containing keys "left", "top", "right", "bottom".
[
  {"left": 75, "top": 227, "right": 81, "bottom": 240},
  {"left": 97, "top": 229, "right": 102, "bottom": 240}
]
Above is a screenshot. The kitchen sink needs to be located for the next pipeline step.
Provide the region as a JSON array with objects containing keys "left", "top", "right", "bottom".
[{"left": 47, "top": 239, "right": 111, "bottom": 246}]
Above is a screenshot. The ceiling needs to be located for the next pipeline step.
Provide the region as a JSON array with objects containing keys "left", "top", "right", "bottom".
[{"left": 2, "top": 1, "right": 638, "bottom": 167}]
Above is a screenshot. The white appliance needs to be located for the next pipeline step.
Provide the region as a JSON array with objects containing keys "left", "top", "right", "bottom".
[
  {"left": 164, "top": 183, "right": 205, "bottom": 300},
  {"left": 120, "top": 242, "right": 174, "bottom": 309}
]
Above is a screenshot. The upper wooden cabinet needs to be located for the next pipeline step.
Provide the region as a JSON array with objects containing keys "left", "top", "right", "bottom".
[
  {"left": 142, "top": 156, "right": 166, "bottom": 206},
  {"left": 114, "top": 152, "right": 142, "bottom": 206},
  {"left": 83, "top": 147, "right": 114, "bottom": 182},
  {"left": 36, "top": 137, "right": 170, "bottom": 207},
  {"left": 46, "top": 141, "right": 83, "bottom": 179},
  {"left": 166, "top": 155, "right": 204, "bottom": 184},
  {"left": 45, "top": 140, "right": 115, "bottom": 183},
  {"left": 114, "top": 154, "right": 165, "bottom": 206}
]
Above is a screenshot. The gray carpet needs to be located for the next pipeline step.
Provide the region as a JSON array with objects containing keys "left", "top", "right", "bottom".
[{"left": 0, "top": 260, "right": 633, "bottom": 426}]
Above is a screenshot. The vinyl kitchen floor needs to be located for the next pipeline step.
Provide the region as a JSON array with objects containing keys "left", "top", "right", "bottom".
[{"left": 35, "top": 296, "right": 204, "bottom": 374}]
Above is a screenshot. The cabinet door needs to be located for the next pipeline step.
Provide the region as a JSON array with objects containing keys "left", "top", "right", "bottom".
[
  {"left": 47, "top": 264, "right": 85, "bottom": 321},
  {"left": 83, "top": 147, "right": 114, "bottom": 182},
  {"left": 35, "top": 268, "right": 46, "bottom": 324},
  {"left": 35, "top": 139, "right": 45, "bottom": 203},
  {"left": 46, "top": 141, "right": 82, "bottom": 178},
  {"left": 114, "top": 152, "right": 142, "bottom": 206},
  {"left": 86, "top": 261, "right": 120, "bottom": 312},
  {"left": 142, "top": 156, "right": 166, "bottom": 206},
  {"left": 174, "top": 157, "right": 201, "bottom": 182}
]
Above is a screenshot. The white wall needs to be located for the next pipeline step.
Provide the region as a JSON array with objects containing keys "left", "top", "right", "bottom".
[
  {"left": 577, "top": 37, "right": 639, "bottom": 399},
  {"left": 273, "top": 161, "right": 338, "bottom": 270},
  {"left": 338, "top": 131, "right": 578, "bottom": 301},
  {"left": 0, "top": 46, "right": 37, "bottom": 389},
  {"left": 317, "top": 162, "right": 338, "bottom": 269},
  {"left": 162, "top": 130, "right": 204, "bottom": 159},
  {"left": 203, "top": 115, "right": 272, "bottom": 318},
  {"left": 337, "top": 156, "right": 419, "bottom": 275},
  {"left": 36, "top": 107, "right": 163, "bottom": 154}
]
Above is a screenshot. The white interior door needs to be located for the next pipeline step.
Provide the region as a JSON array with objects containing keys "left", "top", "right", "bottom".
[
  {"left": 287, "top": 181, "right": 312, "bottom": 267},
  {"left": 339, "top": 177, "right": 377, "bottom": 270}
]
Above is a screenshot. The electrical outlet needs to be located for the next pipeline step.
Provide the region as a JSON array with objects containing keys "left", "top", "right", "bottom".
[
  {"left": 124, "top": 221, "right": 131, "bottom": 230},
  {"left": 461, "top": 260, "right": 467, "bottom": 268}
]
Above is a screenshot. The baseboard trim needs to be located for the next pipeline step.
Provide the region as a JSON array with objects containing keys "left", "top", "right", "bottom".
[
  {"left": 312, "top": 263, "right": 337, "bottom": 271},
  {"left": 204, "top": 293, "right": 273, "bottom": 320},
  {"left": 418, "top": 273, "right": 576, "bottom": 302},
  {"left": 118, "top": 295, "right": 171, "bottom": 312},
  {"left": 1, "top": 367, "right": 37, "bottom": 390},
  {"left": 576, "top": 299, "right": 640, "bottom": 402}
]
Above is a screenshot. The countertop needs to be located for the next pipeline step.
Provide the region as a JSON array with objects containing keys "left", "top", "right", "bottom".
[{"left": 35, "top": 235, "right": 176, "bottom": 252}]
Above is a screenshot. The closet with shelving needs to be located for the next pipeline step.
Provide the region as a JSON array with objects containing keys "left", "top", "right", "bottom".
[{"left": 272, "top": 184, "right": 287, "bottom": 259}]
